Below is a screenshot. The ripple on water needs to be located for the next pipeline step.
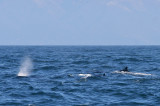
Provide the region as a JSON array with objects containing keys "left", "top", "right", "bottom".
[{"left": 1, "top": 46, "right": 160, "bottom": 105}]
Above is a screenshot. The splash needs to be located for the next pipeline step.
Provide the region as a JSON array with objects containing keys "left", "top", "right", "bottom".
[
  {"left": 78, "top": 74, "right": 92, "bottom": 79},
  {"left": 113, "top": 71, "right": 152, "bottom": 76},
  {"left": 17, "top": 57, "right": 33, "bottom": 77}
]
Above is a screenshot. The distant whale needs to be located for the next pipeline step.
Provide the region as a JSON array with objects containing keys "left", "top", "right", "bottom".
[{"left": 120, "top": 67, "right": 129, "bottom": 72}]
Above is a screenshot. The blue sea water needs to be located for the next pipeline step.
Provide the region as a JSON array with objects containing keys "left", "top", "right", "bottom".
[{"left": 0, "top": 46, "right": 160, "bottom": 106}]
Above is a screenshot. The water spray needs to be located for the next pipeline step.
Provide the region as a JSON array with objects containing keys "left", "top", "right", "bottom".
[{"left": 17, "top": 57, "right": 33, "bottom": 77}]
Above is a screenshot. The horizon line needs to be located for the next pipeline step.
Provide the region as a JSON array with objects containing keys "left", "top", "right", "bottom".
[{"left": 0, "top": 44, "right": 160, "bottom": 46}]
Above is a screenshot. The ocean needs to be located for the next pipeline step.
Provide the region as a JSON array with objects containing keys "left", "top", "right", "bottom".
[{"left": 0, "top": 46, "right": 160, "bottom": 106}]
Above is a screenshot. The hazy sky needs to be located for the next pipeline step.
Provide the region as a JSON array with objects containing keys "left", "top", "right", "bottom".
[{"left": 0, "top": 0, "right": 160, "bottom": 45}]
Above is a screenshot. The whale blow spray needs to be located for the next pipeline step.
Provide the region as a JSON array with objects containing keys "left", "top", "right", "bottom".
[{"left": 17, "top": 57, "right": 33, "bottom": 77}]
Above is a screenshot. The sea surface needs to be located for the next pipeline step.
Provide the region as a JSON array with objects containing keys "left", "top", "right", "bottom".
[{"left": 0, "top": 46, "right": 160, "bottom": 106}]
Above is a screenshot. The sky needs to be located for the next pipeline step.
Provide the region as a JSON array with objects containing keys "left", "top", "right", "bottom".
[{"left": 0, "top": 0, "right": 160, "bottom": 45}]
